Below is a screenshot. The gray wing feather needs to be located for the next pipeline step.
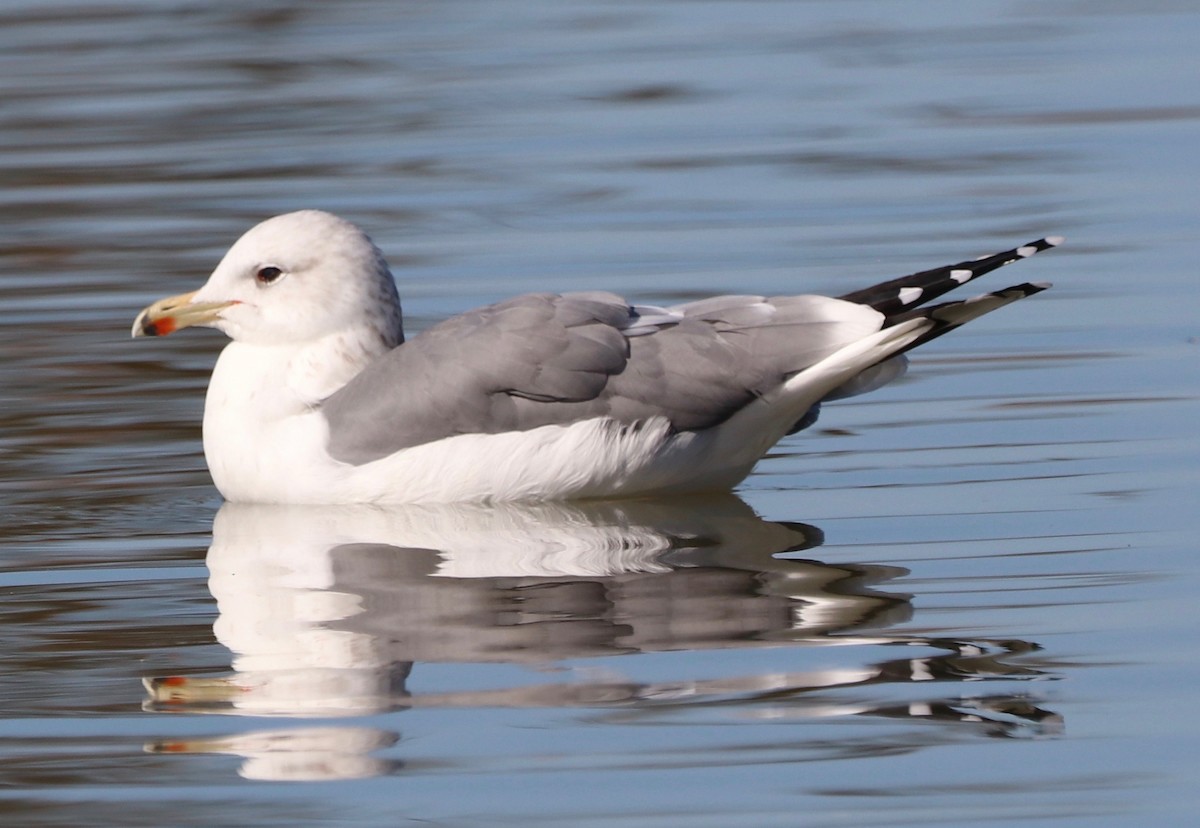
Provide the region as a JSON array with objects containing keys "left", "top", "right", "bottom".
[{"left": 322, "top": 291, "right": 883, "bottom": 464}]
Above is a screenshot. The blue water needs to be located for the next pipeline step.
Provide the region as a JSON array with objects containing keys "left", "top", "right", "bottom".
[{"left": 2, "top": 1, "right": 1198, "bottom": 825}]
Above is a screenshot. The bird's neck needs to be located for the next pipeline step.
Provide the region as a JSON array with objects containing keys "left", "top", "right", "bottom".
[
  {"left": 205, "top": 324, "right": 401, "bottom": 440},
  {"left": 235, "top": 323, "right": 399, "bottom": 403}
]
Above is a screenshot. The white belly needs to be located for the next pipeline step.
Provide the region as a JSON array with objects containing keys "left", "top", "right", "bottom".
[{"left": 206, "top": 408, "right": 763, "bottom": 505}]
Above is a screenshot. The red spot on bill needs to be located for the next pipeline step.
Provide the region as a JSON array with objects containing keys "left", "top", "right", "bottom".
[{"left": 148, "top": 317, "right": 176, "bottom": 336}]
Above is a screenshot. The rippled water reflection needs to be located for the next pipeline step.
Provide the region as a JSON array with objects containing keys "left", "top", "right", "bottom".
[
  {"left": 141, "top": 497, "right": 1058, "bottom": 771},
  {"left": 2, "top": 0, "right": 1198, "bottom": 825}
]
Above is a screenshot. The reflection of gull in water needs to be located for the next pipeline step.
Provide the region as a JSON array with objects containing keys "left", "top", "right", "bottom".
[
  {"left": 143, "top": 495, "right": 1059, "bottom": 780},
  {"left": 147, "top": 495, "right": 900, "bottom": 714}
]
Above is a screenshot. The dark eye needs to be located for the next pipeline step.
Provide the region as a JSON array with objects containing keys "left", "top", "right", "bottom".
[{"left": 255, "top": 265, "right": 284, "bottom": 285}]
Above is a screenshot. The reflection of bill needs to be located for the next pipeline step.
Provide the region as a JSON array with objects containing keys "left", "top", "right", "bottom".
[
  {"left": 146, "top": 727, "right": 400, "bottom": 782},
  {"left": 143, "top": 496, "right": 1060, "bottom": 780}
]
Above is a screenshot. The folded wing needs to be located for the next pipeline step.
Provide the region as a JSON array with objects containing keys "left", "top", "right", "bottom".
[{"left": 321, "top": 290, "right": 883, "bottom": 464}]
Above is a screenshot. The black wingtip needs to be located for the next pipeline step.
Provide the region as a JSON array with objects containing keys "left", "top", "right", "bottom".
[
  {"left": 841, "top": 236, "right": 1064, "bottom": 318},
  {"left": 1015, "top": 237, "right": 1065, "bottom": 257}
]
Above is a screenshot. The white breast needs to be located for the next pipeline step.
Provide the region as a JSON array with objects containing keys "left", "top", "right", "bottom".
[{"left": 203, "top": 342, "right": 336, "bottom": 503}]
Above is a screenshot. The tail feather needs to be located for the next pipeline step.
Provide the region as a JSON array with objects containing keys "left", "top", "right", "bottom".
[{"left": 839, "top": 236, "right": 1063, "bottom": 318}]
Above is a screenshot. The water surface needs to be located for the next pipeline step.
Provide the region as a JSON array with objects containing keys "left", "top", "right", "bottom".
[{"left": 2, "top": 1, "right": 1198, "bottom": 825}]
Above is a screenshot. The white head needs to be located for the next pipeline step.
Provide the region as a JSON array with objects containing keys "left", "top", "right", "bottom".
[{"left": 133, "top": 210, "right": 404, "bottom": 348}]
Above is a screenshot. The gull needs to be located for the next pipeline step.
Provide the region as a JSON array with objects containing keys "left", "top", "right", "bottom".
[{"left": 132, "top": 210, "right": 1061, "bottom": 503}]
